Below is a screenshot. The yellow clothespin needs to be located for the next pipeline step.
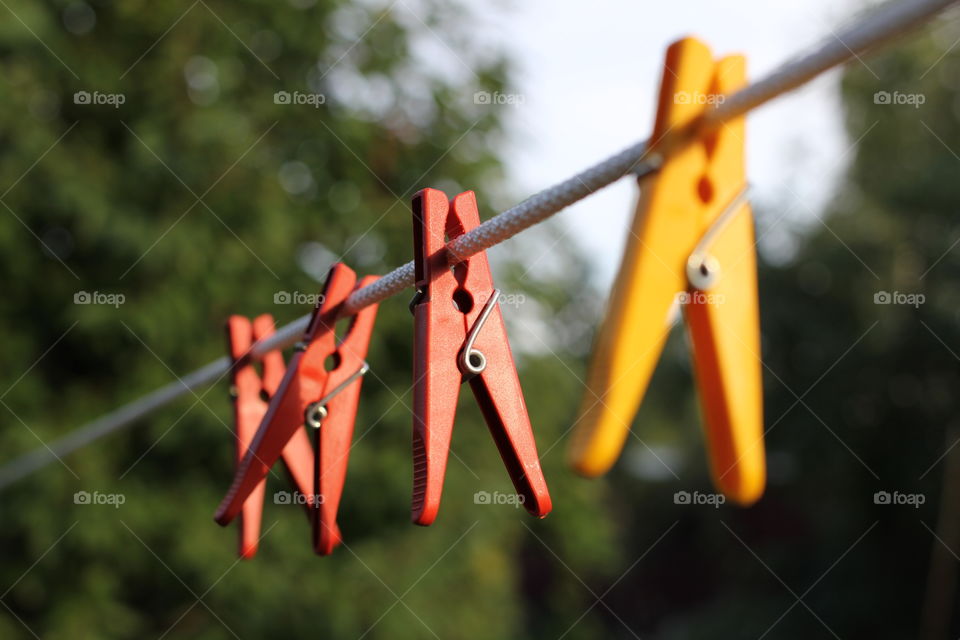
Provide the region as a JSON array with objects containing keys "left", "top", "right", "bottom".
[{"left": 567, "top": 37, "right": 765, "bottom": 505}]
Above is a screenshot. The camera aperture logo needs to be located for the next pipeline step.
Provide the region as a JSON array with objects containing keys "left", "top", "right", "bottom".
[
  {"left": 874, "top": 490, "right": 925, "bottom": 508},
  {"left": 873, "top": 91, "right": 925, "bottom": 108},
  {"left": 274, "top": 291, "right": 325, "bottom": 305},
  {"left": 274, "top": 91, "right": 326, "bottom": 108},
  {"left": 74, "top": 90, "right": 126, "bottom": 108},
  {"left": 874, "top": 290, "right": 924, "bottom": 308},
  {"left": 74, "top": 290, "right": 125, "bottom": 308},
  {"left": 274, "top": 490, "right": 324, "bottom": 506},
  {"left": 674, "top": 490, "right": 725, "bottom": 508},
  {"left": 74, "top": 490, "right": 126, "bottom": 508},
  {"left": 474, "top": 490, "right": 525, "bottom": 508}
]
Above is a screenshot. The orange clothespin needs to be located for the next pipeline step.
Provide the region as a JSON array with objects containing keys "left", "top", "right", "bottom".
[
  {"left": 225, "top": 314, "right": 314, "bottom": 558},
  {"left": 567, "top": 37, "right": 765, "bottom": 505},
  {"left": 410, "top": 189, "right": 552, "bottom": 525},
  {"left": 216, "top": 264, "right": 379, "bottom": 555},
  {"left": 304, "top": 265, "right": 380, "bottom": 554}
]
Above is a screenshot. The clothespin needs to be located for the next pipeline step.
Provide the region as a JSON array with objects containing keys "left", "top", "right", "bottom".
[
  {"left": 225, "top": 314, "right": 314, "bottom": 558},
  {"left": 410, "top": 188, "right": 551, "bottom": 525},
  {"left": 567, "top": 37, "right": 766, "bottom": 505},
  {"left": 215, "top": 263, "right": 380, "bottom": 555}
]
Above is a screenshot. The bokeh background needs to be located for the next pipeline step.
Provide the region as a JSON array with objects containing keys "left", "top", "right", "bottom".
[{"left": 1, "top": 0, "right": 960, "bottom": 638}]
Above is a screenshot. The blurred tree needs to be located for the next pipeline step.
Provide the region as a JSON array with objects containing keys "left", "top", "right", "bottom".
[
  {"left": 576, "top": 12, "right": 960, "bottom": 640},
  {"left": 0, "top": 1, "right": 616, "bottom": 638},
  {"left": 3, "top": 1, "right": 960, "bottom": 639}
]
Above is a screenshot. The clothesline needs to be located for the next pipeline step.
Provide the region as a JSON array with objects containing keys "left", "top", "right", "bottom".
[{"left": 0, "top": 0, "right": 956, "bottom": 491}]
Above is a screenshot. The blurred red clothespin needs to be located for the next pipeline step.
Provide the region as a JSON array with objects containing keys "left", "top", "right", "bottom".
[
  {"left": 216, "top": 264, "right": 380, "bottom": 555},
  {"left": 409, "top": 188, "right": 552, "bottom": 526},
  {"left": 225, "top": 314, "right": 314, "bottom": 559}
]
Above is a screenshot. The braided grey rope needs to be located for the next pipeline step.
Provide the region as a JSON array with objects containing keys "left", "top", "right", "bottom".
[
  {"left": 343, "top": 139, "right": 653, "bottom": 313},
  {"left": 0, "top": 0, "right": 955, "bottom": 490},
  {"left": 708, "top": 0, "right": 958, "bottom": 124}
]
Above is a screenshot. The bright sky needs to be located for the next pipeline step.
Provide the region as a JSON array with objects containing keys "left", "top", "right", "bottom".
[{"left": 480, "top": 0, "right": 857, "bottom": 286}]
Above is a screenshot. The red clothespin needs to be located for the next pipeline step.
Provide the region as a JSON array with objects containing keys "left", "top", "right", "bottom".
[
  {"left": 225, "top": 314, "right": 314, "bottom": 559},
  {"left": 410, "top": 188, "right": 552, "bottom": 526},
  {"left": 215, "top": 263, "right": 380, "bottom": 555}
]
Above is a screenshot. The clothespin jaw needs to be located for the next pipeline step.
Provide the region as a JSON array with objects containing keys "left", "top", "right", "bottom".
[
  {"left": 310, "top": 269, "right": 380, "bottom": 556},
  {"left": 226, "top": 315, "right": 267, "bottom": 559},
  {"left": 411, "top": 188, "right": 551, "bottom": 526},
  {"left": 226, "top": 314, "right": 312, "bottom": 558},
  {"left": 684, "top": 53, "right": 764, "bottom": 505},
  {"left": 567, "top": 37, "right": 765, "bottom": 505}
]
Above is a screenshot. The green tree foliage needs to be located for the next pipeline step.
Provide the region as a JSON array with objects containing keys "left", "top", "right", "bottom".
[
  {"left": 2, "top": 1, "right": 959, "bottom": 639},
  {"left": 0, "top": 1, "right": 615, "bottom": 638},
  {"left": 582, "top": 17, "right": 960, "bottom": 640}
]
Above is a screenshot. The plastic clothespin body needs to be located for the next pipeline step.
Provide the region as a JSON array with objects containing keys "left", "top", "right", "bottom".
[
  {"left": 410, "top": 188, "right": 551, "bottom": 525},
  {"left": 568, "top": 37, "right": 765, "bottom": 505},
  {"left": 308, "top": 266, "right": 380, "bottom": 555},
  {"left": 226, "top": 314, "right": 313, "bottom": 559},
  {"left": 216, "top": 263, "right": 379, "bottom": 556}
]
